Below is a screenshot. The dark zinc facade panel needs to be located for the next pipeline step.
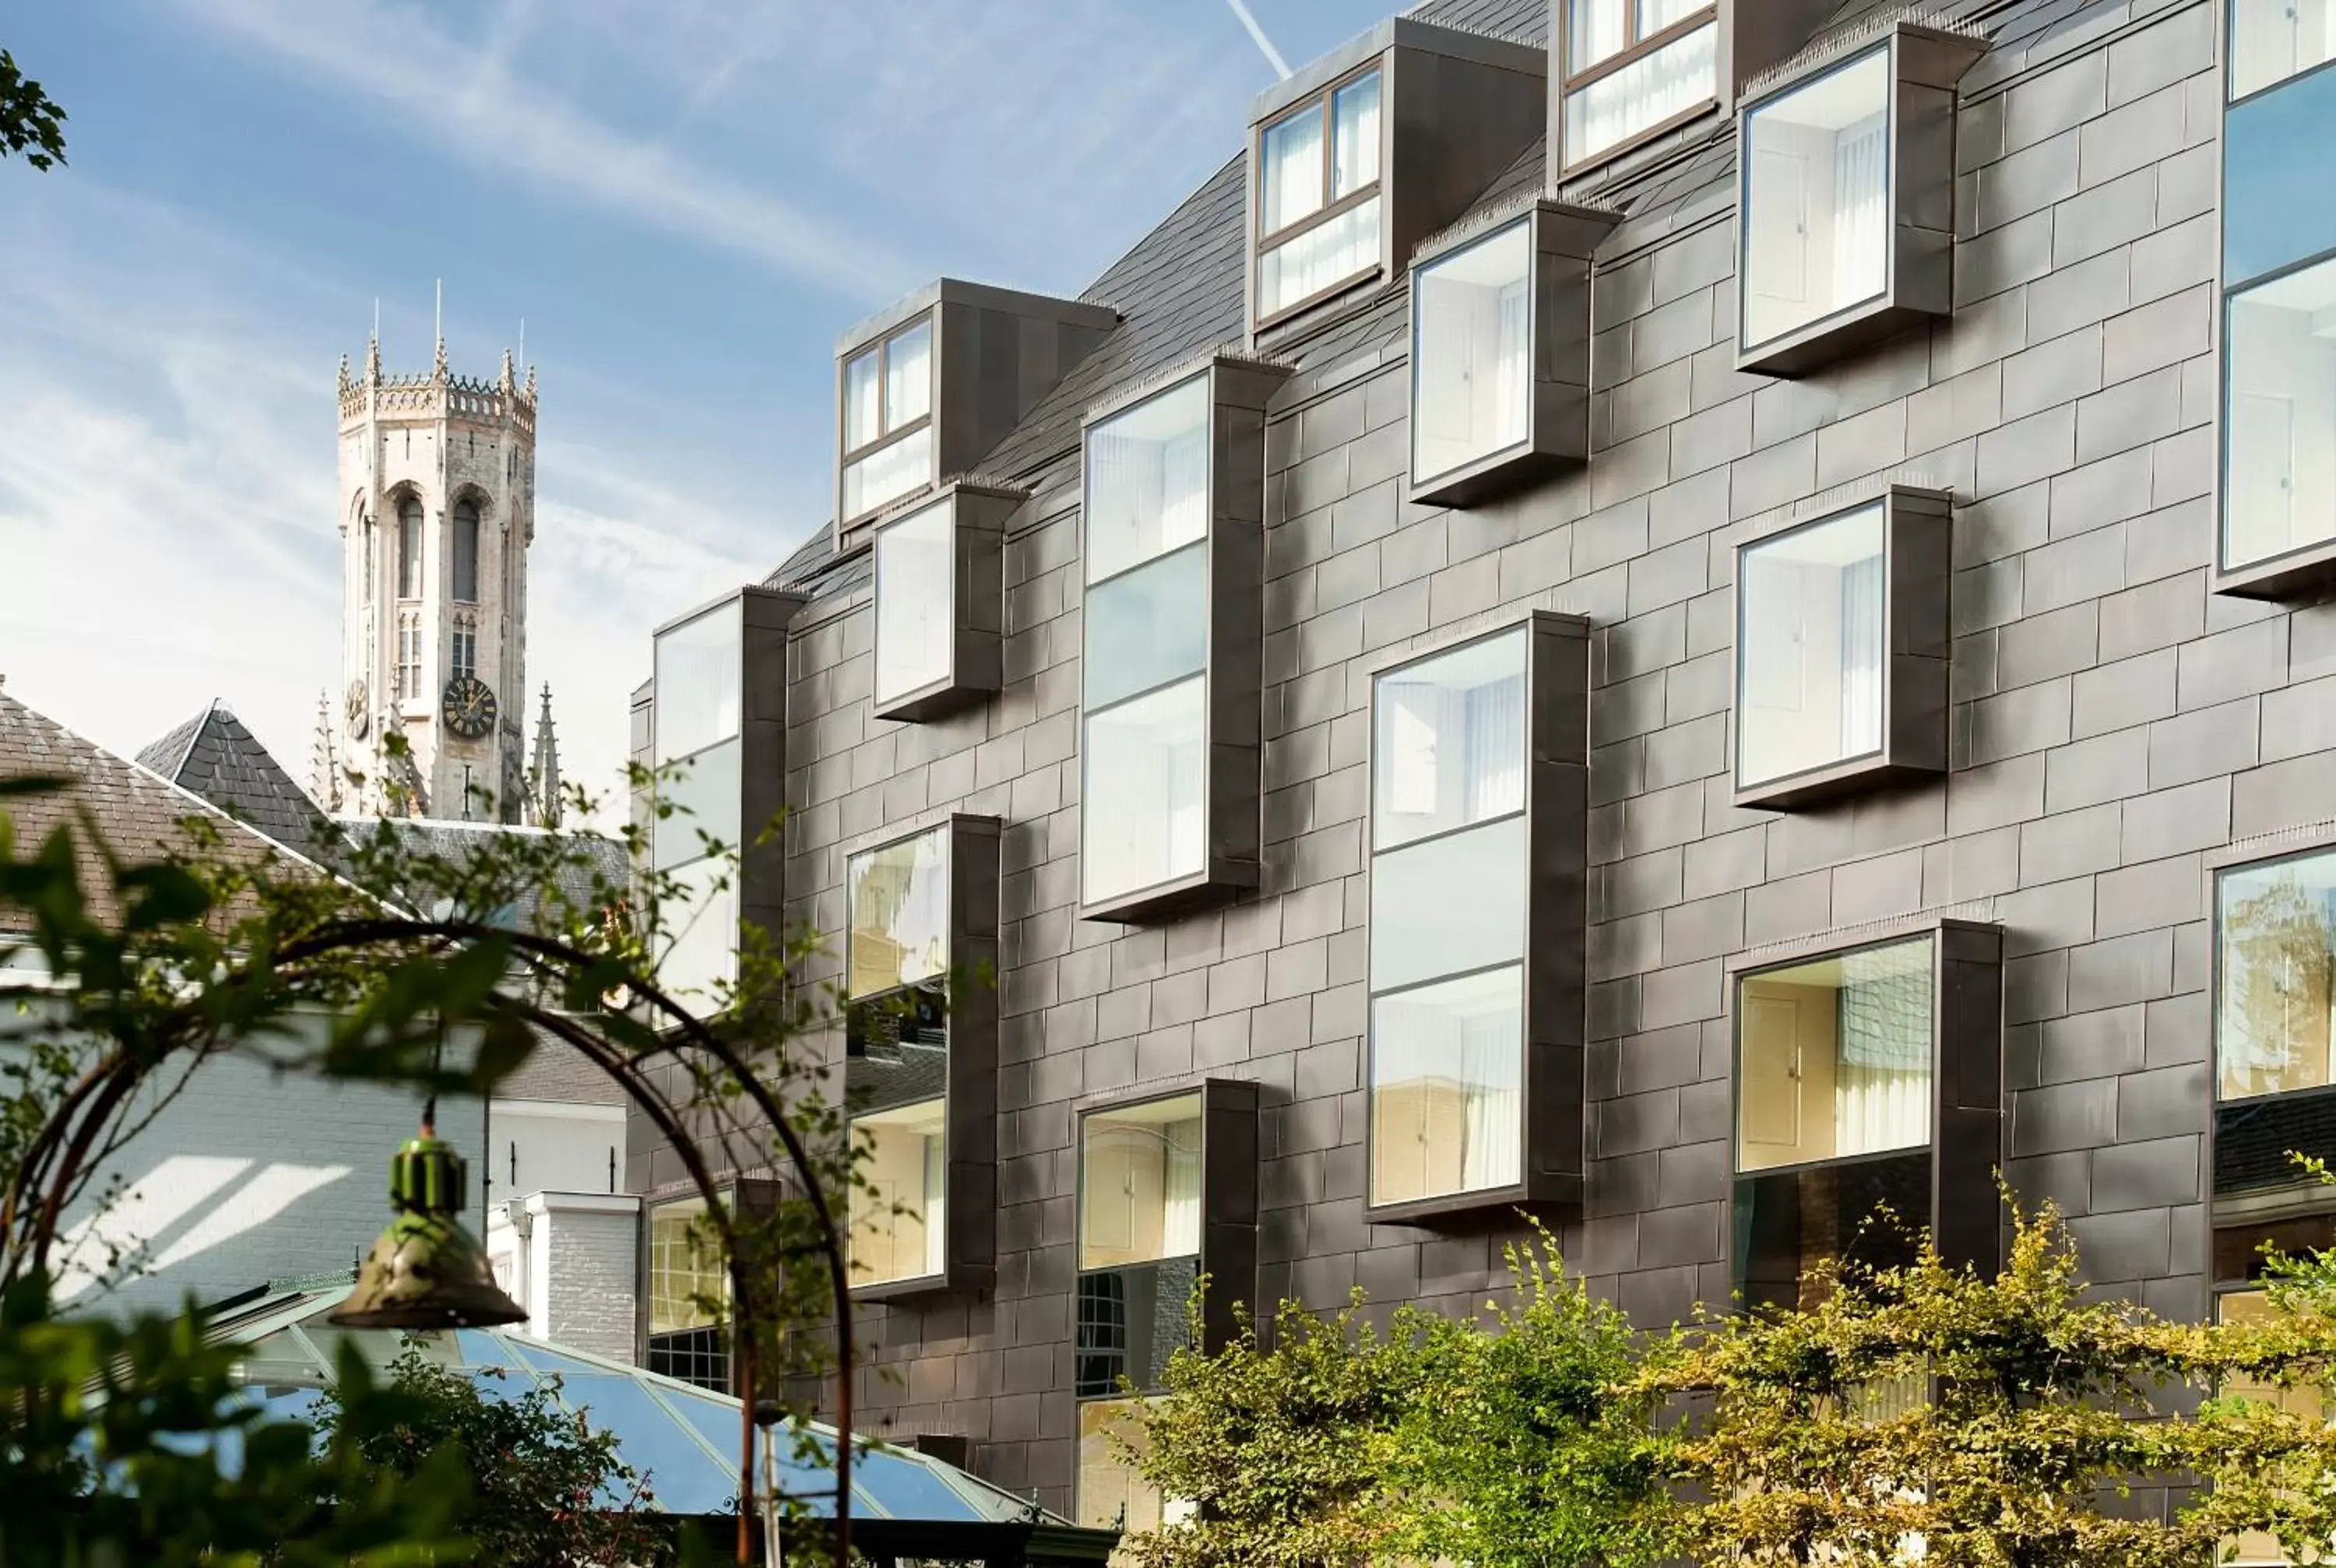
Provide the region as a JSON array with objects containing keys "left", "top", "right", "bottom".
[{"left": 633, "top": 0, "right": 2336, "bottom": 1517}]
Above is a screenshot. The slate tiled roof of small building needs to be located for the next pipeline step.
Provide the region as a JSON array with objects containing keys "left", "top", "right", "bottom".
[
  {"left": 136, "top": 700, "right": 331, "bottom": 866},
  {"left": 0, "top": 687, "right": 303, "bottom": 930},
  {"left": 328, "top": 814, "right": 632, "bottom": 938}
]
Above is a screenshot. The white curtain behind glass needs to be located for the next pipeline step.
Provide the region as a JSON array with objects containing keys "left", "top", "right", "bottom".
[
  {"left": 1570, "top": 0, "right": 1626, "bottom": 70},
  {"left": 922, "top": 1130, "right": 947, "bottom": 1278},
  {"left": 1162, "top": 1121, "right": 1201, "bottom": 1256},
  {"left": 1563, "top": 23, "right": 1715, "bottom": 167},
  {"left": 1837, "top": 554, "right": 1884, "bottom": 758},
  {"left": 1261, "top": 104, "right": 1322, "bottom": 231},
  {"left": 1381, "top": 673, "right": 1524, "bottom": 831},
  {"left": 1458, "top": 1002, "right": 1522, "bottom": 1190},
  {"left": 1834, "top": 952, "right": 1930, "bottom": 1158},
  {"left": 1332, "top": 74, "right": 1380, "bottom": 198},
  {"left": 1831, "top": 111, "right": 1889, "bottom": 312}
]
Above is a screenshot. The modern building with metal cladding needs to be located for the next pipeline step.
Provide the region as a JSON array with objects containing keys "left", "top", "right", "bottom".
[{"left": 629, "top": 0, "right": 2336, "bottom": 1528}]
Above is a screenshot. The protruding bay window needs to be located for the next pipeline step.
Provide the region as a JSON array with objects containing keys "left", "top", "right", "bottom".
[
  {"left": 1736, "top": 25, "right": 1983, "bottom": 376},
  {"left": 1408, "top": 202, "right": 1613, "bottom": 507},
  {"left": 1079, "top": 357, "right": 1289, "bottom": 924},
  {"left": 1733, "top": 487, "right": 1948, "bottom": 810},
  {"left": 834, "top": 281, "right": 1117, "bottom": 544},
  {"left": 845, "top": 816, "right": 1000, "bottom": 1298},
  {"left": 1731, "top": 923, "right": 2003, "bottom": 1313},
  {"left": 872, "top": 480, "right": 1015, "bottom": 722},
  {"left": 649, "top": 587, "right": 797, "bottom": 1007},
  {"left": 1365, "top": 614, "right": 1588, "bottom": 1223},
  {"left": 1075, "top": 1082, "right": 1256, "bottom": 1532}
]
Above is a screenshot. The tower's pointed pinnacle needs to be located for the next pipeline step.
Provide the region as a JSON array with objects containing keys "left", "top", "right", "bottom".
[
  {"left": 337, "top": 353, "right": 352, "bottom": 395},
  {"left": 524, "top": 364, "right": 537, "bottom": 401},
  {"left": 364, "top": 332, "right": 382, "bottom": 387},
  {"left": 498, "top": 347, "right": 515, "bottom": 396},
  {"left": 529, "top": 683, "right": 562, "bottom": 829},
  {"left": 311, "top": 688, "right": 342, "bottom": 811},
  {"left": 432, "top": 333, "right": 449, "bottom": 383}
]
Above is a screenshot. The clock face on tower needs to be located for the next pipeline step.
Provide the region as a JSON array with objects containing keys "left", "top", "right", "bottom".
[{"left": 442, "top": 676, "right": 498, "bottom": 740}]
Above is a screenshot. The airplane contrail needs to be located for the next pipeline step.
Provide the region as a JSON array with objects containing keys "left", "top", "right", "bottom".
[{"left": 1224, "top": 0, "right": 1293, "bottom": 79}]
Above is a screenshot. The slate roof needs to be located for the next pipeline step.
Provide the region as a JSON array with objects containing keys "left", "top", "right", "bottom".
[
  {"left": 329, "top": 814, "right": 632, "bottom": 937},
  {"left": 136, "top": 701, "right": 330, "bottom": 866},
  {"left": 0, "top": 687, "right": 304, "bottom": 930}
]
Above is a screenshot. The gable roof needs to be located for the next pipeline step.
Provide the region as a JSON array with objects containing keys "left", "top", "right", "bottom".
[
  {"left": 0, "top": 687, "right": 302, "bottom": 930},
  {"left": 136, "top": 700, "right": 329, "bottom": 864}
]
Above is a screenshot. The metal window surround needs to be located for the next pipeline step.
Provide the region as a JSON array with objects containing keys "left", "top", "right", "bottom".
[
  {"left": 1245, "top": 17, "right": 1546, "bottom": 343},
  {"left": 832, "top": 279, "right": 1117, "bottom": 547},
  {"left": 1733, "top": 24, "right": 1986, "bottom": 378},
  {"left": 1406, "top": 202, "right": 1618, "bottom": 508},
  {"left": 647, "top": 584, "right": 804, "bottom": 981},
  {"left": 1730, "top": 485, "right": 1951, "bottom": 811},
  {"left": 1076, "top": 355, "right": 1292, "bottom": 926},
  {"left": 1071, "top": 1079, "right": 1260, "bottom": 1382},
  {"left": 871, "top": 480, "right": 1018, "bottom": 723},
  {"left": 1724, "top": 917, "right": 2006, "bottom": 1290},
  {"left": 1362, "top": 611, "right": 1590, "bottom": 1227},
  {"left": 845, "top": 813, "right": 1002, "bottom": 1303}
]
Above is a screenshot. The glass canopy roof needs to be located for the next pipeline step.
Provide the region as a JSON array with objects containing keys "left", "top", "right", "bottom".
[{"left": 208, "top": 1285, "right": 1064, "bottom": 1526}]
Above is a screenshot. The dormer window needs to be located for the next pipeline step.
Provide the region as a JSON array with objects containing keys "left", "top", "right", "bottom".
[
  {"left": 1256, "top": 67, "right": 1383, "bottom": 322},
  {"left": 833, "top": 282, "right": 1115, "bottom": 547},
  {"left": 1247, "top": 20, "right": 1545, "bottom": 339},
  {"left": 1558, "top": 1, "right": 1718, "bottom": 171},
  {"left": 839, "top": 316, "right": 934, "bottom": 526}
]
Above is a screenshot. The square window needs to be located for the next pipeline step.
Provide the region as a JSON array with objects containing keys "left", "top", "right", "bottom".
[
  {"left": 1077, "top": 1399, "right": 1194, "bottom": 1534},
  {"left": 1729, "top": 922, "right": 2004, "bottom": 1304},
  {"left": 1364, "top": 617, "right": 1590, "bottom": 1220},
  {"left": 1735, "top": 937, "right": 1934, "bottom": 1175},
  {"left": 2231, "top": 0, "right": 2336, "bottom": 100},
  {"left": 2220, "top": 256, "right": 2336, "bottom": 595},
  {"left": 1079, "top": 1093, "right": 1205, "bottom": 1271},
  {"left": 1558, "top": 1, "right": 1718, "bottom": 171},
  {"left": 1408, "top": 203, "right": 1611, "bottom": 507},
  {"left": 1733, "top": 490, "right": 1948, "bottom": 810},
  {"left": 1078, "top": 358, "right": 1287, "bottom": 924},
  {"left": 871, "top": 483, "right": 1011, "bottom": 722},
  {"left": 1733, "top": 28, "right": 1983, "bottom": 377}
]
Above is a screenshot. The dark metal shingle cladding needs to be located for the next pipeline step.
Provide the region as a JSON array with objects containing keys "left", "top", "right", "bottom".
[{"left": 135, "top": 701, "right": 331, "bottom": 865}]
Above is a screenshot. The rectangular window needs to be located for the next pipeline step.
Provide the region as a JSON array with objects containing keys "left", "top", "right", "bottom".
[
  {"left": 1081, "top": 1094, "right": 1205, "bottom": 1271},
  {"left": 450, "top": 626, "right": 477, "bottom": 683},
  {"left": 1083, "top": 374, "right": 1215, "bottom": 914},
  {"left": 1412, "top": 218, "right": 1533, "bottom": 489},
  {"left": 1255, "top": 67, "right": 1383, "bottom": 321},
  {"left": 646, "top": 1197, "right": 730, "bottom": 1392},
  {"left": 1078, "top": 1399, "right": 1194, "bottom": 1534},
  {"left": 1368, "top": 628, "right": 1530, "bottom": 1210},
  {"left": 653, "top": 599, "right": 743, "bottom": 767},
  {"left": 397, "top": 616, "right": 423, "bottom": 701},
  {"left": 1735, "top": 937, "right": 1934, "bottom": 1175},
  {"left": 1736, "top": 501, "right": 1887, "bottom": 792},
  {"left": 651, "top": 596, "right": 749, "bottom": 1002},
  {"left": 2232, "top": 0, "right": 2336, "bottom": 100},
  {"left": 846, "top": 826, "right": 953, "bottom": 1292},
  {"left": 2216, "top": 848, "right": 2336, "bottom": 1101},
  {"left": 1741, "top": 45, "right": 1892, "bottom": 356},
  {"left": 874, "top": 496, "right": 953, "bottom": 710},
  {"left": 1559, "top": 2, "right": 1717, "bottom": 170},
  {"left": 2223, "top": 256, "right": 2336, "bottom": 585},
  {"left": 839, "top": 316, "right": 935, "bottom": 525}
]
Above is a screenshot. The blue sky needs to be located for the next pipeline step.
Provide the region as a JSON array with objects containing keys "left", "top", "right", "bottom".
[{"left": 0, "top": 0, "right": 1394, "bottom": 816}]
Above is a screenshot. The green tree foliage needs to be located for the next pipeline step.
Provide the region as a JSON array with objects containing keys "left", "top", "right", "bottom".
[
  {"left": 311, "top": 1345, "right": 674, "bottom": 1568},
  {"left": 1643, "top": 1201, "right": 2336, "bottom": 1568},
  {"left": 1393, "top": 1226, "right": 1669, "bottom": 1568},
  {"left": 0, "top": 49, "right": 66, "bottom": 171},
  {"left": 1119, "top": 1289, "right": 1419, "bottom": 1568}
]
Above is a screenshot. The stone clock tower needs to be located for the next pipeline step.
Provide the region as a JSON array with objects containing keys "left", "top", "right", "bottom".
[{"left": 329, "top": 329, "right": 538, "bottom": 821}]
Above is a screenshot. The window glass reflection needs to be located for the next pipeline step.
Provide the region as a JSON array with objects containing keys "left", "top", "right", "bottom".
[
  {"left": 1085, "top": 545, "right": 1210, "bottom": 711},
  {"left": 1370, "top": 966, "right": 1524, "bottom": 1206},
  {"left": 843, "top": 424, "right": 933, "bottom": 522},
  {"left": 2225, "top": 258, "right": 2336, "bottom": 572},
  {"left": 1413, "top": 220, "right": 1533, "bottom": 484},
  {"left": 1368, "top": 817, "right": 1528, "bottom": 994},
  {"left": 1743, "top": 47, "right": 1892, "bottom": 350},
  {"left": 660, "top": 855, "right": 737, "bottom": 1004},
  {"left": 653, "top": 598, "right": 742, "bottom": 765},
  {"left": 653, "top": 736, "right": 740, "bottom": 870},
  {"left": 1087, "top": 376, "right": 1210, "bottom": 584},
  {"left": 847, "top": 829, "right": 950, "bottom": 999},
  {"left": 1083, "top": 677, "right": 1206, "bottom": 905},
  {"left": 874, "top": 498, "right": 954, "bottom": 706},
  {"left": 1735, "top": 937, "right": 1934, "bottom": 1175},
  {"left": 1736, "top": 502, "right": 1887, "bottom": 789},
  {"left": 1372, "top": 627, "right": 1528, "bottom": 851},
  {"left": 1080, "top": 1095, "right": 1204, "bottom": 1271},
  {"left": 2232, "top": 0, "right": 2336, "bottom": 100},
  {"left": 1564, "top": 20, "right": 1716, "bottom": 167},
  {"left": 850, "top": 1095, "right": 946, "bottom": 1287},
  {"left": 2218, "top": 849, "right": 2336, "bottom": 1099}
]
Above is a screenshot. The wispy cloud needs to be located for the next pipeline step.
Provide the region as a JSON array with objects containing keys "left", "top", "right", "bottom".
[{"left": 166, "top": 0, "right": 927, "bottom": 301}]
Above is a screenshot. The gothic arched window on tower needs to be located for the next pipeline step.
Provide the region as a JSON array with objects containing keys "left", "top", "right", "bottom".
[
  {"left": 452, "top": 498, "right": 480, "bottom": 603},
  {"left": 397, "top": 495, "right": 424, "bottom": 600},
  {"left": 363, "top": 515, "right": 375, "bottom": 599}
]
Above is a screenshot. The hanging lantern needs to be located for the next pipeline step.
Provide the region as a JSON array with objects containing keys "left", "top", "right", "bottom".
[{"left": 330, "top": 1119, "right": 526, "bottom": 1330}]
